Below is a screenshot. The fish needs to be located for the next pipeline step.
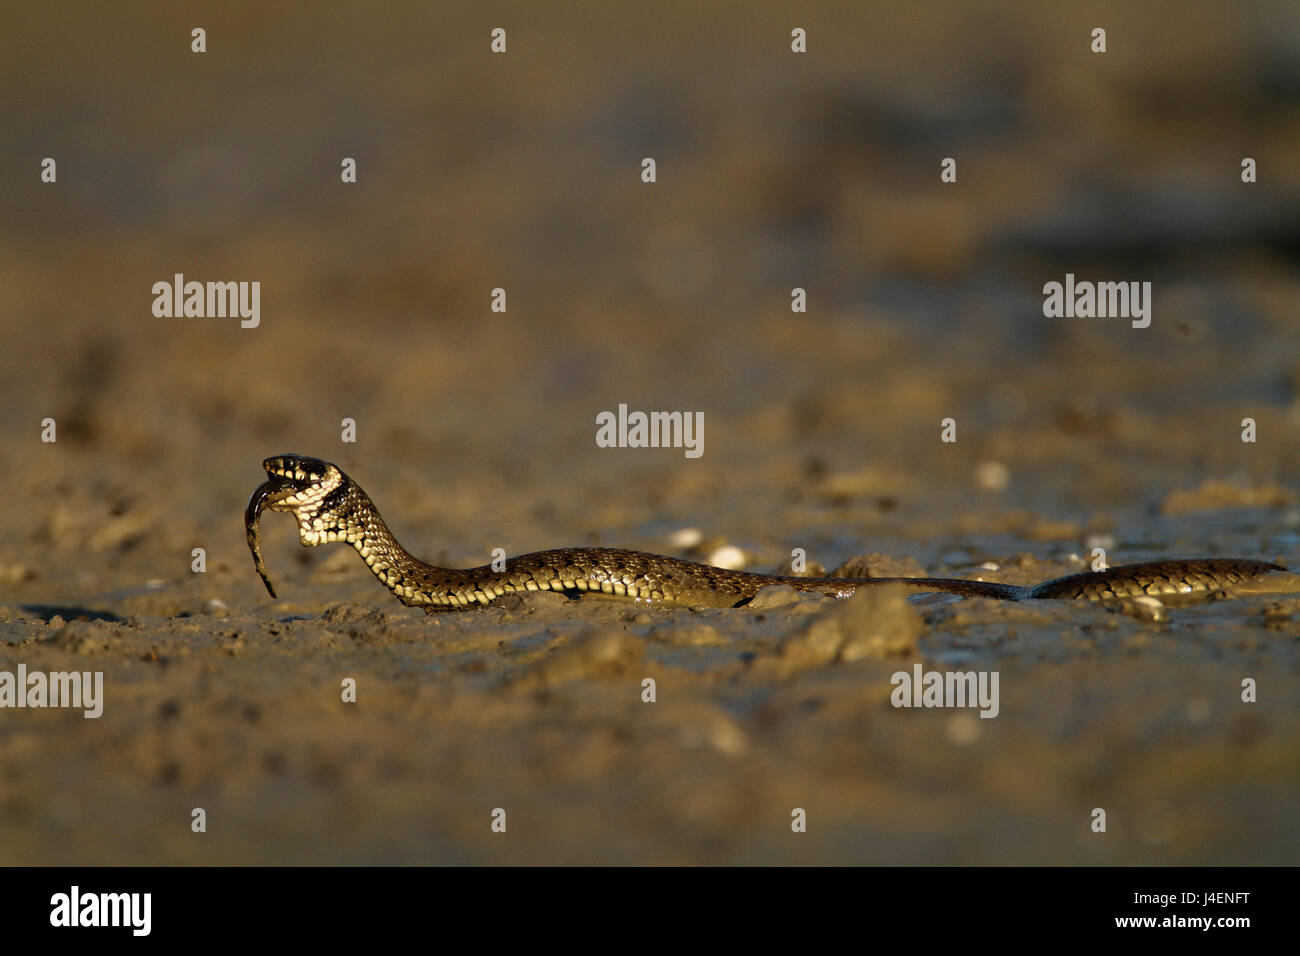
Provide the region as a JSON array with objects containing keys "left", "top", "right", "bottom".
[{"left": 245, "top": 475, "right": 292, "bottom": 598}]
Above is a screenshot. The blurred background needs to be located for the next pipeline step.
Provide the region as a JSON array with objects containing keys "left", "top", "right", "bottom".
[{"left": 1, "top": 1, "right": 1298, "bottom": 864}]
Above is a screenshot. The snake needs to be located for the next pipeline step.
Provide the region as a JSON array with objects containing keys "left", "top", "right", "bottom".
[{"left": 245, "top": 454, "right": 1300, "bottom": 612}]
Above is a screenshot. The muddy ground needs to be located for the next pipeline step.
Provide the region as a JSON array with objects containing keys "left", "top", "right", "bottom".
[{"left": 1, "top": 1, "right": 1298, "bottom": 864}]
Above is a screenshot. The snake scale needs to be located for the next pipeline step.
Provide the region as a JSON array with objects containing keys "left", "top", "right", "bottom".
[{"left": 245, "top": 455, "right": 1300, "bottom": 612}]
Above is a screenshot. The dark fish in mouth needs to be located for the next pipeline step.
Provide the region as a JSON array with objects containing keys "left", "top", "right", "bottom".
[{"left": 245, "top": 476, "right": 293, "bottom": 598}]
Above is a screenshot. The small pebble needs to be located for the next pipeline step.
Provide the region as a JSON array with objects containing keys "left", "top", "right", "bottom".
[
  {"left": 974, "top": 461, "right": 1010, "bottom": 492},
  {"left": 707, "top": 545, "right": 746, "bottom": 570},
  {"left": 667, "top": 527, "right": 703, "bottom": 549},
  {"left": 1124, "top": 595, "right": 1168, "bottom": 622},
  {"left": 706, "top": 718, "right": 749, "bottom": 757},
  {"left": 678, "top": 715, "right": 749, "bottom": 758}
]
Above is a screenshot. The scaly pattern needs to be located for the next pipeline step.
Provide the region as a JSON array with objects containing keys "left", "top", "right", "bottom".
[{"left": 246, "top": 455, "right": 1300, "bottom": 612}]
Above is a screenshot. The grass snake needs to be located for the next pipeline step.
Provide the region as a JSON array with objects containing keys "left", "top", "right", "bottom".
[{"left": 246, "top": 455, "right": 1300, "bottom": 612}]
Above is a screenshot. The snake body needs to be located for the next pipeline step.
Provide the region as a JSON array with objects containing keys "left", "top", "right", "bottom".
[{"left": 246, "top": 455, "right": 1300, "bottom": 611}]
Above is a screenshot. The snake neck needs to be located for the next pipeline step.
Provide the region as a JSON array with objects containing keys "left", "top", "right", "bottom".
[{"left": 302, "top": 481, "right": 445, "bottom": 602}]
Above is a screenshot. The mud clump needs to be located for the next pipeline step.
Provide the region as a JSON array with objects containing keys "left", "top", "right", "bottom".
[{"left": 776, "top": 583, "right": 921, "bottom": 673}]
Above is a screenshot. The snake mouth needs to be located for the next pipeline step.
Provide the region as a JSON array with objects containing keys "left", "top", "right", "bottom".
[
  {"left": 245, "top": 474, "right": 297, "bottom": 598},
  {"left": 247, "top": 455, "right": 348, "bottom": 600}
]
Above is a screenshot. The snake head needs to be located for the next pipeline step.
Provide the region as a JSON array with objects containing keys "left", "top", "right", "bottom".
[
  {"left": 258, "top": 455, "right": 347, "bottom": 532},
  {"left": 246, "top": 454, "right": 348, "bottom": 597},
  {"left": 261, "top": 455, "right": 342, "bottom": 497}
]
